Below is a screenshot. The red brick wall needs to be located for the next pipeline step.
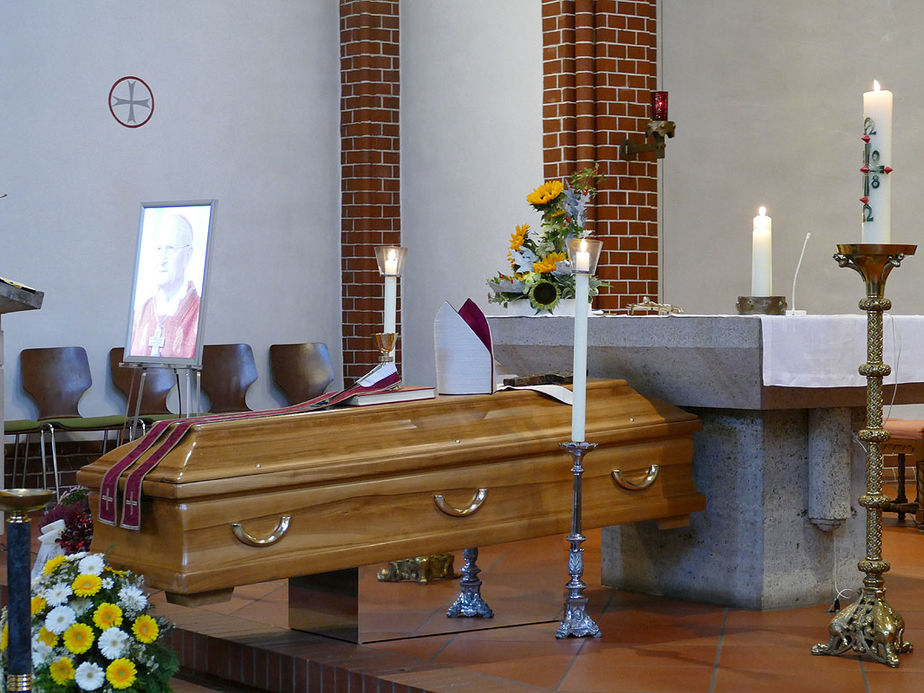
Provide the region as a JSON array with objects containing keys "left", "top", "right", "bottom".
[
  {"left": 542, "top": 0, "right": 659, "bottom": 310},
  {"left": 340, "top": 0, "right": 401, "bottom": 380}
]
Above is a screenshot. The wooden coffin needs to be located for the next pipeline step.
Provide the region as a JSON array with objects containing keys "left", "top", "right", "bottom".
[{"left": 78, "top": 379, "right": 704, "bottom": 602}]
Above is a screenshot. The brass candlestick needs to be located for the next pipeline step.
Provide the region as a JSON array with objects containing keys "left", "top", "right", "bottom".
[
  {"left": 812, "top": 243, "right": 915, "bottom": 667},
  {"left": 0, "top": 489, "right": 55, "bottom": 693}
]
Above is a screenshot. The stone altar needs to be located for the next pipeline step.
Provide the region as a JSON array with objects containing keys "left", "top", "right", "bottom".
[{"left": 488, "top": 313, "right": 924, "bottom": 609}]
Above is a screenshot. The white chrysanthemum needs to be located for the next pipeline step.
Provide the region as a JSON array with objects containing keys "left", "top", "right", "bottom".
[
  {"left": 43, "top": 582, "right": 73, "bottom": 607},
  {"left": 101, "top": 577, "right": 114, "bottom": 589},
  {"left": 97, "top": 626, "right": 129, "bottom": 660},
  {"left": 117, "top": 584, "right": 147, "bottom": 613},
  {"left": 77, "top": 554, "right": 105, "bottom": 576},
  {"left": 67, "top": 551, "right": 89, "bottom": 562},
  {"left": 70, "top": 598, "right": 93, "bottom": 617},
  {"left": 44, "top": 605, "right": 77, "bottom": 634},
  {"left": 74, "top": 661, "right": 105, "bottom": 691},
  {"left": 31, "top": 640, "right": 53, "bottom": 668}
]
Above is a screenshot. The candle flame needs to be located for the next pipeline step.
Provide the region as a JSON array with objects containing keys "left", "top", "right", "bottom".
[
  {"left": 387, "top": 248, "right": 397, "bottom": 261},
  {"left": 758, "top": 206, "right": 766, "bottom": 216},
  {"left": 873, "top": 80, "right": 881, "bottom": 92},
  {"left": 579, "top": 238, "right": 588, "bottom": 252}
]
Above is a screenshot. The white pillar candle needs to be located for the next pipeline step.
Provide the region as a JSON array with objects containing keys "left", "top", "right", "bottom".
[
  {"left": 751, "top": 206, "right": 772, "bottom": 296},
  {"left": 862, "top": 81, "right": 892, "bottom": 244},
  {"left": 384, "top": 275, "right": 397, "bottom": 335},
  {"left": 571, "top": 272, "right": 590, "bottom": 442}
]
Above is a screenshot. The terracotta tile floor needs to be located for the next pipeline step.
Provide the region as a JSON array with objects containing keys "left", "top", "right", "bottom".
[{"left": 156, "top": 483, "right": 923, "bottom": 692}]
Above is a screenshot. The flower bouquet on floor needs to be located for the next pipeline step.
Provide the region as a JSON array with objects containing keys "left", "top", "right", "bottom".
[
  {"left": 487, "top": 165, "right": 606, "bottom": 314},
  {"left": 1, "top": 552, "right": 178, "bottom": 692}
]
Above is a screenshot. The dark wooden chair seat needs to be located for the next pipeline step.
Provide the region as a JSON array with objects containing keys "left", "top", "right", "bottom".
[
  {"left": 269, "top": 342, "right": 335, "bottom": 405},
  {"left": 200, "top": 344, "right": 258, "bottom": 413},
  {"left": 883, "top": 418, "right": 924, "bottom": 528}
]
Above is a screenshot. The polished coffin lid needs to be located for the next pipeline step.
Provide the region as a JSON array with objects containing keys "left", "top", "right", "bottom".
[{"left": 78, "top": 379, "right": 704, "bottom": 597}]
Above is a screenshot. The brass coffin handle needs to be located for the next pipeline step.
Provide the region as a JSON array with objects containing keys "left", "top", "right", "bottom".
[
  {"left": 612, "top": 465, "right": 660, "bottom": 491},
  {"left": 433, "top": 488, "right": 488, "bottom": 517},
  {"left": 231, "top": 515, "right": 291, "bottom": 547}
]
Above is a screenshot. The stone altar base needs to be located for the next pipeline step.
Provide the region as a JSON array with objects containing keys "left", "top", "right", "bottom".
[{"left": 601, "top": 407, "right": 866, "bottom": 610}]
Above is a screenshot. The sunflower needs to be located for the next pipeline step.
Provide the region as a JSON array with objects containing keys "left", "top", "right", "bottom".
[
  {"left": 528, "top": 279, "right": 561, "bottom": 312},
  {"left": 49, "top": 657, "right": 76, "bottom": 686},
  {"left": 526, "top": 180, "right": 564, "bottom": 206},
  {"left": 72, "top": 573, "right": 102, "bottom": 598},
  {"left": 106, "top": 658, "right": 138, "bottom": 690},
  {"left": 63, "top": 622, "right": 94, "bottom": 654},
  {"left": 532, "top": 252, "right": 567, "bottom": 274},
  {"left": 93, "top": 602, "right": 124, "bottom": 630},
  {"left": 509, "top": 224, "right": 529, "bottom": 250},
  {"left": 132, "top": 614, "right": 159, "bottom": 644}
]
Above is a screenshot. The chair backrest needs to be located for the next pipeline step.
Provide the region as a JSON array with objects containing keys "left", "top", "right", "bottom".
[
  {"left": 108, "top": 348, "right": 175, "bottom": 415},
  {"left": 269, "top": 342, "right": 335, "bottom": 405},
  {"left": 20, "top": 346, "right": 92, "bottom": 419},
  {"left": 200, "top": 344, "right": 258, "bottom": 413}
]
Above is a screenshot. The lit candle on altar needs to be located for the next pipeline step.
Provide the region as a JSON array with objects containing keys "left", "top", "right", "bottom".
[
  {"left": 571, "top": 238, "right": 591, "bottom": 442},
  {"left": 383, "top": 248, "right": 398, "bottom": 335},
  {"left": 862, "top": 80, "right": 893, "bottom": 243},
  {"left": 751, "top": 206, "right": 772, "bottom": 296}
]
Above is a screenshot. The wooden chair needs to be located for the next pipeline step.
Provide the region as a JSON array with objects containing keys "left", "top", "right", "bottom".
[
  {"left": 269, "top": 342, "right": 335, "bottom": 405},
  {"left": 109, "top": 347, "right": 177, "bottom": 434},
  {"left": 200, "top": 344, "right": 258, "bottom": 413},
  {"left": 3, "top": 417, "right": 43, "bottom": 488},
  {"left": 20, "top": 346, "right": 127, "bottom": 497},
  {"left": 882, "top": 418, "right": 924, "bottom": 528}
]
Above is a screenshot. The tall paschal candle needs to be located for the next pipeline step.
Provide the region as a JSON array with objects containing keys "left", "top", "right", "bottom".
[{"left": 862, "top": 81, "right": 892, "bottom": 243}]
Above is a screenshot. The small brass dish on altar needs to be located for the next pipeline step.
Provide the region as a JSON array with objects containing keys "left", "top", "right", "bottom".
[{"left": 736, "top": 295, "right": 787, "bottom": 315}]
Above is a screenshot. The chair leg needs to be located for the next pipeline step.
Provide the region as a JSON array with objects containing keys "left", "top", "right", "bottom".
[
  {"left": 895, "top": 453, "right": 908, "bottom": 522},
  {"left": 916, "top": 459, "right": 923, "bottom": 529},
  {"left": 40, "top": 424, "right": 61, "bottom": 501}
]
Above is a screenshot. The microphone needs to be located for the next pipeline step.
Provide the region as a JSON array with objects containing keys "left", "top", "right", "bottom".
[{"left": 787, "top": 232, "right": 811, "bottom": 316}]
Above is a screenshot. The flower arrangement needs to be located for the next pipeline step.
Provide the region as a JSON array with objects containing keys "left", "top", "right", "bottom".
[
  {"left": 488, "top": 166, "right": 606, "bottom": 313},
  {"left": 1, "top": 552, "right": 178, "bottom": 692}
]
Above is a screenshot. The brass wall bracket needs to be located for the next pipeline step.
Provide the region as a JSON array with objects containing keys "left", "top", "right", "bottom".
[
  {"left": 620, "top": 120, "right": 676, "bottom": 160},
  {"left": 231, "top": 515, "right": 291, "bottom": 547}
]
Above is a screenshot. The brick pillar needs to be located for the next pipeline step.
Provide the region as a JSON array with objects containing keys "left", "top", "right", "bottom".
[
  {"left": 542, "top": 0, "right": 659, "bottom": 310},
  {"left": 340, "top": 0, "right": 401, "bottom": 380}
]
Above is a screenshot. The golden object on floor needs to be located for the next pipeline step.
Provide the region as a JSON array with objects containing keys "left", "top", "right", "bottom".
[{"left": 377, "top": 553, "right": 459, "bottom": 584}]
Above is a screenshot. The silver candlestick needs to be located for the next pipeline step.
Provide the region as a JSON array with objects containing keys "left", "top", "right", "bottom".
[{"left": 556, "top": 441, "right": 601, "bottom": 639}]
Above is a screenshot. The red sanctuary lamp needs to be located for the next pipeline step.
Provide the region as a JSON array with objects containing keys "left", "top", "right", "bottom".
[{"left": 651, "top": 91, "right": 668, "bottom": 121}]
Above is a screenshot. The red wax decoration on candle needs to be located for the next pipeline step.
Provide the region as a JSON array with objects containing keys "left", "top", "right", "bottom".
[{"left": 651, "top": 91, "right": 668, "bottom": 121}]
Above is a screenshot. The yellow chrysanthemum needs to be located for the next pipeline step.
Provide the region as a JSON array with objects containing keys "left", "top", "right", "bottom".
[
  {"left": 105, "top": 566, "right": 128, "bottom": 577},
  {"left": 31, "top": 595, "right": 47, "bottom": 615},
  {"left": 63, "top": 622, "right": 94, "bottom": 654},
  {"left": 72, "top": 573, "right": 102, "bottom": 597},
  {"left": 533, "top": 252, "right": 567, "bottom": 274},
  {"left": 93, "top": 602, "right": 124, "bottom": 630},
  {"left": 132, "top": 614, "right": 159, "bottom": 644},
  {"left": 38, "top": 626, "right": 58, "bottom": 647},
  {"left": 106, "top": 658, "right": 138, "bottom": 690},
  {"left": 43, "top": 554, "right": 67, "bottom": 576},
  {"left": 1, "top": 624, "right": 7, "bottom": 651},
  {"left": 509, "top": 224, "right": 529, "bottom": 251},
  {"left": 526, "top": 180, "right": 563, "bottom": 206},
  {"left": 50, "top": 657, "right": 76, "bottom": 686}
]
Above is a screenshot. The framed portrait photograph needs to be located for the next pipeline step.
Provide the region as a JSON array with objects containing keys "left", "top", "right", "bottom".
[{"left": 123, "top": 200, "right": 216, "bottom": 367}]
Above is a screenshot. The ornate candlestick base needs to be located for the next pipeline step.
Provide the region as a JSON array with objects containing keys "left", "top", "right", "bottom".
[
  {"left": 735, "top": 295, "right": 787, "bottom": 315},
  {"left": 556, "top": 441, "right": 602, "bottom": 639},
  {"left": 446, "top": 547, "right": 494, "bottom": 618},
  {"left": 0, "top": 489, "right": 55, "bottom": 693},
  {"left": 812, "top": 243, "right": 915, "bottom": 668}
]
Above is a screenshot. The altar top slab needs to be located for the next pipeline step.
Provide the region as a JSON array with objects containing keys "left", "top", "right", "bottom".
[{"left": 488, "top": 313, "right": 924, "bottom": 410}]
